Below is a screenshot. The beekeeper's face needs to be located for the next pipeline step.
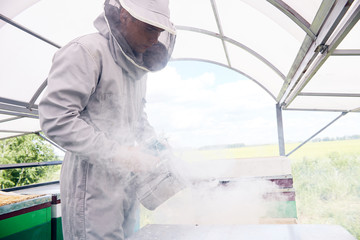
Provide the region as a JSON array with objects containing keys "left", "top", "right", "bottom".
[{"left": 119, "top": 8, "right": 164, "bottom": 54}]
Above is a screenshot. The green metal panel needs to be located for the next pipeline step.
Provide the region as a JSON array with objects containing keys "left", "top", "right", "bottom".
[
  {"left": 266, "top": 201, "right": 297, "bottom": 218},
  {"left": 0, "top": 221, "right": 51, "bottom": 240},
  {"left": 0, "top": 207, "right": 51, "bottom": 238}
]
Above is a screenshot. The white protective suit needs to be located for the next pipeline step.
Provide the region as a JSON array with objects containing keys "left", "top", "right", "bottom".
[{"left": 39, "top": 0, "right": 176, "bottom": 239}]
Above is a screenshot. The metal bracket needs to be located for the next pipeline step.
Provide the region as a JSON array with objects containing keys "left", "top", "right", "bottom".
[{"left": 315, "top": 44, "right": 329, "bottom": 54}]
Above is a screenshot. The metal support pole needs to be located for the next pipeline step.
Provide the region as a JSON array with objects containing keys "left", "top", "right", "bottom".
[
  {"left": 286, "top": 112, "right": 348, "bottom": 156},
  {"left": 276, "top": 103, "right": 285, "bottom": 156},
  {"left": 2, "top": 181, "right": 60, "bottom": 192},
  {"left": 0, "top": 14, "right": 61, "bottom": 49},
  {"left": 35, "top": 132, "right": 66, "bottom": 153},
  {"left": 0, "top": 161, "right": 63, "bottom": 170}
]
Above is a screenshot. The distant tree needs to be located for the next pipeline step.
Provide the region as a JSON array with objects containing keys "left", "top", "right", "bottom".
[
  {"left": 349, "top": 135, "right": 360, "bottom": 140},
  {"left": 312, "top": 135, "right": 360, "bottom": 142},
  {"left": 199, "top": 143, "right": 245, "bottom": 150},
  {"left": 312, "top": 138, "right": 321, "bottom": 142},
  {"left": 0, "top": 134, "right": 61, "bottom": 189}
]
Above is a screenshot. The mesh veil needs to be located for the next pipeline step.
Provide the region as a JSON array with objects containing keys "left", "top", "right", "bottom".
[{"left": 104, "top": 0, "right": 176, "bottom": 72}]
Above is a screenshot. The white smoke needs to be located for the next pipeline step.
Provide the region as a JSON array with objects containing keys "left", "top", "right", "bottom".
[{"left": 141, "top": 156, "right": 288, "bottom": 225}]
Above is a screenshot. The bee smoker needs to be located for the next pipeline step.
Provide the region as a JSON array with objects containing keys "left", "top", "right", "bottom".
[{"left": 133, "top": 138, "right": 187, "bottom": 210}]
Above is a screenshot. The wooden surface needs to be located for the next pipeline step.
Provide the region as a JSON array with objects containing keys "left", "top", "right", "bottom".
[
  {"left": 0, "top": 192, "right": 41, "bottom": 207},
  {"left": 128, "top": 224, "right": 356, "bottom": 240}
]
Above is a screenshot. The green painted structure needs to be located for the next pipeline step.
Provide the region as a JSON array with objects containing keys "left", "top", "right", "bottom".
[{"left": 0, "top": 194, "right": 63, "bottom": 240}]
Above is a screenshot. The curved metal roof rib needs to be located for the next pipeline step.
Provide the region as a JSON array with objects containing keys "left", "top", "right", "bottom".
[
  {"left": 176, "top": 25, "right": 287, "bottom": 81},
  {"left": 0, "top": 0, "right": 359, "bottom": 141},
  {"left": 171, "top": 58, "right": 277, "bottom": 100},
  {"left": 268, "top": 0, "right": 316, "bottom": 40}
]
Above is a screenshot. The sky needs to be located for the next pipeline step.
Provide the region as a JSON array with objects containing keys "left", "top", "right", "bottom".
[
  {"left": 146, "top": 61, "right": 360, "bottom": 148},
  {"left": 1, "top": 0, "right": 360, "bottom": 150}
]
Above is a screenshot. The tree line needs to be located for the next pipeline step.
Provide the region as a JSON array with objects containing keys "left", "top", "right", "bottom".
[
  {"left": 0, "top": 134, "right": 60, "bottom": 189},
  {"left": 312, "top": 134, "right": 360, "bottom": 142}
]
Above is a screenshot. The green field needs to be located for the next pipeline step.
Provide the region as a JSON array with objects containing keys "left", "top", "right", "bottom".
[
  {"left": 289, "top": 140, "right": 360, "bottom": 240},
  {"left": 173, "top": 139, "right": 360, "bottom": 239}
]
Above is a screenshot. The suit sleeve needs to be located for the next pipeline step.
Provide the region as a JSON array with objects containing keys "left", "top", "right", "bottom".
[{"left": 39, "top": 42, "right": 119, "bottom": 161}]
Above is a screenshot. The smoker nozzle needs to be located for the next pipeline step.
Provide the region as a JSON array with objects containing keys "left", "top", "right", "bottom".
[
  {"left": 133, "top": 156, "right": 186, "bottom": 210},
  {"left": 131, "top": 138, "right": 187, "bottom": 210}
]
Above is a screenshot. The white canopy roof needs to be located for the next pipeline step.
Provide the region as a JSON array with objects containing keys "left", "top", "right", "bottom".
[{"left": 0, "top": 0, "right": 360, "bottom": 140}]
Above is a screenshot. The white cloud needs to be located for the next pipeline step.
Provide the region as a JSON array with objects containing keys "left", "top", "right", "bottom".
[
  {"left": 147, "top": 65, "right": 360, "bottom": 148},
  {"left": 147, "top": 66, "right": 216, "bottom": 104},
  {"left": 146, "top": 66, "right": 278, "bottom": 148},
  {"left": 213, "top": 80, "right": 274, "bottom": 111},
  {"left": 283, "top": 111, "right": 360, "bottom": 142}
]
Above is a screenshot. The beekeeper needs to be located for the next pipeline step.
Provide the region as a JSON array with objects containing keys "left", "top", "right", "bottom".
[{"left": 39, "top": 0, "right": 176, "bottom": 239}]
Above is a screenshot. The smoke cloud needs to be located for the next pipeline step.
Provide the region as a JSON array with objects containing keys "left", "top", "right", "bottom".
[{"left": 141, "top": 155, "right": 289, "bottom": 225}]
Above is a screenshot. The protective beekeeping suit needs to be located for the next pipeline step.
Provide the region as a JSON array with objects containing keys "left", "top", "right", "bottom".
[{"left": 39, "top": 0, "right": 176, "bottom": 239}]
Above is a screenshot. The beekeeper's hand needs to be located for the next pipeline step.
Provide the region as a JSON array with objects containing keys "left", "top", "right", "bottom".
[{"left": 112, "top": 146, "right": 160, "bottom": 173}]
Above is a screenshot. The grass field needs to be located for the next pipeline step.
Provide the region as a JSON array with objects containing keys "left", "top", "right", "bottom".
[
  {"left": 171, "top": 139, "right": 360, "bottom": 239},
  {"left": 288, "top": 140, "right": 360, "bottom": 239}
]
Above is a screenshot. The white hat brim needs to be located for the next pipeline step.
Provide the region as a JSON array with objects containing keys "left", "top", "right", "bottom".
[{"left": 119, "top": 0, "right": 176, "bottom": 35}]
